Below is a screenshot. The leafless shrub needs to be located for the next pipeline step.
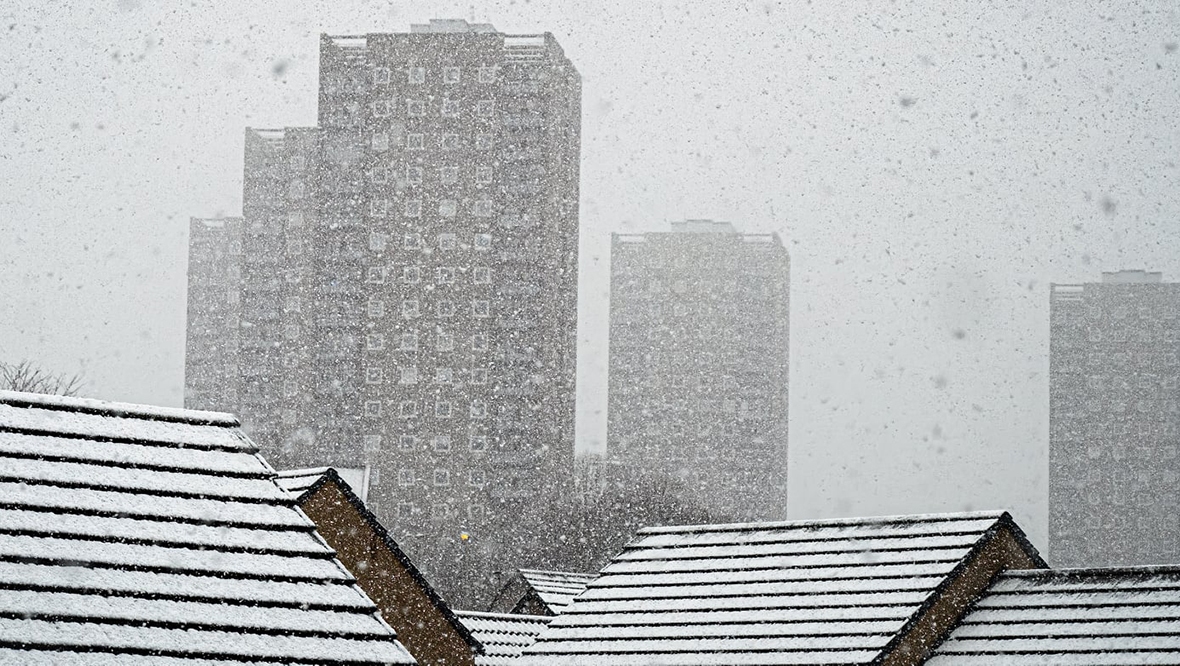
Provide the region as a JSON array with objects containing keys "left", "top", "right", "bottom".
[{"left": 0, "top": 360, "right": 85, "bottom": 397}]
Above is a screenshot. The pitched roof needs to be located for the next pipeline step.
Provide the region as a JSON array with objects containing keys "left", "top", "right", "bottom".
[
  {"left": 455, "top": 611, "right": 551, "bottom": 666},
  {"left": 927, "top": 565, "right": 1180, "bottom": 665},
  {"left": 517, "top": 569, "right": 596, "bottom": 614},
  {"left": 518, "top": 510, "right": 1045, "bottom": 666},
  {"left": 277, "top": 467, "right": 483, "bottom": 654},
  {"left": 0, "top": 390, "right": 414, "bottom": 665}
]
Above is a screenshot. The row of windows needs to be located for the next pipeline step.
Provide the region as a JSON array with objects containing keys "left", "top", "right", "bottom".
[
  {"left": 374, "top": 232, "right": 497, "bottom": 257},
  {"left": 366, "top": 432, "right": 489, "bottom": 451},
  {"left": 362, "top": 329, "right": 490, "bottom": 353},
  {"left": 373, "top": 65, "right": 497, "bottom": 86},
  {"left": 363, "top": 301, "right": 491, "bottom": 324},
  {"left": 398, "top": 468, "right": 485, "bottom": 488},
  {"left": 370, "top": 132, "right": 495, "bottom": 153},
  {"left": 369, "top": 195, "right": 497, "bottom": 221},
  {"left": 381, "top": 98, "right": 496, "bottom": 118},
  {"left": 366, "top": 265, "right": 494, "bottom": 285},
  {"left": 371, "top": 165, "right": 494, "bottom": 190},
  {"left": 360, "top": 399, "right": 489, "bottom": 419},
  {"left": 365, "top": 364, "right": 489, "bottom": 386},
  {"left": 396, "top": 501, "right": 486, "bottom": 522}
]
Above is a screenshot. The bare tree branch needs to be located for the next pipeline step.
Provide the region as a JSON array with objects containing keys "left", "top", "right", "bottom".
[{"left": 0, "top": 360, "right": 85, "bottom": 397}]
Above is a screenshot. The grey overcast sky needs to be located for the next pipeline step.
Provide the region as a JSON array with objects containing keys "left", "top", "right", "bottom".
[{"left": 2, "top": 0, "right": 1179, "bottom": 551}]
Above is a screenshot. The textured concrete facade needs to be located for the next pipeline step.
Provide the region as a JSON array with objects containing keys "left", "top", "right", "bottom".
[
  {"left": 1049, "top": 270, "right": 1180, "bottom": 567},
  {"left": 606, "top": 220, "right": 789, "bottom": 521}
]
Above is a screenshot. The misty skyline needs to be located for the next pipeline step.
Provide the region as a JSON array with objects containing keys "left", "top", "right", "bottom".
[{"left": 3, "top": 0, "right": 1180, "bottom": 552}]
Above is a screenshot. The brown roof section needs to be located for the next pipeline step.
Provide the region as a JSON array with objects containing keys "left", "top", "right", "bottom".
[{"left": 280, "top": 467, "right": 481, "bottom": 666}]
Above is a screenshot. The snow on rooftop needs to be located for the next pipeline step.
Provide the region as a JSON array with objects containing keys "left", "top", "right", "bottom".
[
  {"left": 455, "top": 611, "right": 551, "bottom": 666},
  {"left": 0, "top": 391, "right": 414, "bottom": 665},
  {"left": 518, "top": 511, "right": 1040, "bottom": 666},
  {"left": 518, "top": 569, "right": 596, "bottom": 614},
  {"left": 927, "top": 565, "right": 1180, "bottom": 664}
]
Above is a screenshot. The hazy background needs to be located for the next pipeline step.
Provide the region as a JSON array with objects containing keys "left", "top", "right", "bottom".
[{"left": 3, "top": 0, "right": 1179, "bottom": 552}]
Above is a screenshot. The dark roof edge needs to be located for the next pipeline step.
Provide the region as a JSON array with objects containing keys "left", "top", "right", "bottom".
[
  {"left": 636, "top": 510, "right": 1009, "bottom": 535},
  {"left": 301, "top": 468, "right": 485, "bottom": 654},
  {"left": 454, "top": 609, "right": 552, "bottom": 623},
  {"left": 867, "top": 511, "right": 1046, "bottom": 666},
  {"left": 0, "top": 390, "right": 239, "bottom": 427},
  {"left": 518, "top": 568, "right": 596, "bottom": 581},
  {"left": 1005, "top": 563, "right": 1180, "bottom": 578}
]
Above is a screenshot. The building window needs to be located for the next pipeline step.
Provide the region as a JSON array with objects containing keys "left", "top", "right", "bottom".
[
  {"left": 373, "top": 66, "right": 390, "bottom": 85},
  {"left": 435, "top": 367, "right": 454, "bottom": 383},
  {"left": 370, "top": 199, "right": 389, "bottom": 218},
  {"left": 475, "top": 166, "right": 493, "bottom": 184},
  {"left": 369, "top": 232, "right": 388, "bottom": 252},
  {"left": 441, "top": 98, "right": 459, "bottom": 117},
  {"left": 399, "top": 331, "right": 418, "bottom": 351},
  {"left": 371, "top": 168, "right": 389, "bottom": 184},
  {"left": 408, "top": 66, "right": 425, "bottom": 84},
  {"left": 399, "top": 400, "right": 417, "bottom": 418},
  {"left": 365, "top": 367, "right": 383, "bottom": 384},
  {"left": 477, "top": 66, "right": 496, "bottom": 83},
  {"left": 366, "top": 267, "right": 386, "bottom": 284},
  {"left": 399, "top": 435, "right": 416, "bottom": 450},
  {"left": 403, "top": 233, "right": 422, "bottom": 250},
  {"left": 473, "top": 267, "right": 491, "bottom": 284},
  {"left": 372, "top": 100, "right": 390, "bottom": 117},
  {"left": 433, "top": 435, "right": 452, "bottom": 452},
  {"left": 399, "top": 469, "right": 415, "bottom": 487},
  {"left": 364, "top": 400, "right": 383, "bottom": 417},
  {"left": 472, "top": 334, "right": 489, "bottom": 352},
  {"left": 434, "top": 469, "right": 450, "bottom": 486},
  {"left": 474, "top": 200, "right": 493, "bottom": 217},
  {"left": 437, "top": 267, "right": 455, "bottom": 284},
  {"left": 468, "top": 504, "right": 486, "bottom": 520},
  {"left": 397, "top": 502, "right": 414, "bottom": 519},
  {"left": 472, "top": 300, "right": 490, "bottom": 318},
  {"left": 407, "top": 133, "right": 424, "bottom": 150},
  {"left": 443, "top": 66, "right": 461, "bottom": 84},
  {"left": 441, "top": 166, "right": 459, "bottom": 184},
  {"left": 437, "top": 330, "right": 454, "bottom": 352},
  {"left": 438, "top": 233, "right": 457, "bottom": 251},
  {"left": 399, "top": 365, "right": 418, "bottom": 385},
  {"left": 404, "top": 200, "right": 422, "bottom": 217},
  {"left": 401, "top": 300, "right": 420, "bottom": 318},
  {"left": 367, "top": 299, "right": 386, "bottom": 317},
  {"left": 475, "top": 133, "right": 493, "bottom": 150},
  {"left": 441, "top": 134, "right": 459, "bottom": 150},
  {"left": 437, "top": 300, "right": 456, "bottom": 317},
  {"left": 476, "top": 100, "right": 494, "bottom": 116},
  {"left": 281, "top": 409, "right": 297, "bottom": 425},
  {"left": 439, "top": 199, "right": 458, "bottom": 218},
  {"left": 406, "top": 100, "right": 425, "bottom": 116},
  {"left": 371, "top": 133, "right": 390, "bottom": 152},
  {"left": 469, "top": 400, "right": 488, "bottom": 418},
  {"left": 431, "top": 503, "right": 449, "bottom": 520},
  {"left": 470, "top": 435, "right": 487, "bottom": 451},
  {"left": 406, "top": 166, "right": 423, "bottom": 185},
  {"left": 287, "top": 210, "right": 304, "bottom": 227},
  {"left": 403, "top": 266, "right": 421, "bottom": 283},
  {"left": 474, "top": 233, "right": 492, "bottom": 250},
  {"left": 469, "top": 469, "right": 485, "bottom": 487},
  {"left": 470, "top": 367, "right": 488, "bottom": 384},
  {"left": 435, "top": 401, "right": 453, "bottom": 418},
  {"left": 363, "top": 435, "right": 382, "bottom": 453},
  {"left": 366, "top": 333, "right": 385, "bottom": 351}
]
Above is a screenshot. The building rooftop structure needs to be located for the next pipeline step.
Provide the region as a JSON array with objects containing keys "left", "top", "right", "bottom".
[
  {"left": 518, "top": 511, "right": 1045, "bottom": 666},
  {"left": 0, "top": 391, "right": 413, "bottom": 664},
  {"left": 454, "top": 611, "right": 551, "bottom": 666},
  {"left": 488, "top": 568, "right": 596, "bottom": 616},
  {"left": 928, "top": 565, "right": 1180, "bottom": 664}
]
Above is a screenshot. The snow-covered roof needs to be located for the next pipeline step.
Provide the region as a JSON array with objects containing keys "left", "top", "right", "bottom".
[
  {"left": 276, "top": 466, "right": 333, "bottom": 497},
  {"left": 927, "top": 565, "right": 1180, "bottom": 664},
  {"left": 0, "top": 390, "right": 414, "bottom": 665},
  {"left": 517, "top": 569, "right": 596, "bottom": 614},
  {"left": 518, "top": 510, "right": 1045, "bottom": 666},
  {"left": 455, "top": 611, "right": 551, "bottom": 666}
]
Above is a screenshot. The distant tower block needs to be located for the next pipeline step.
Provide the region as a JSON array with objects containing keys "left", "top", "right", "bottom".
[
  {"left": 606, "top": 221, "right": 790, "bottom": 521},
  {"left": 1049, "top": 270, "right": 1180, "bottom": 567}
]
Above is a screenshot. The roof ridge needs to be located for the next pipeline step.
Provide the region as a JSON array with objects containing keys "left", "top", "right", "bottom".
[
  {"left": 0, "top": 391, "right": 239, "bottom": 427},
  {"left": 276, "top": 467, "right": 332, "bottom": 479},
  {"left": 453, "top": 609, "right": 551, "bottom": 622},
  {"left": 1003, "top": 564, "right": 1180, "bottom": 577},
  {"left": 519, "top": 568, "right": 595, "bottom": 578},
  {"left": 636, "top": 510, "right": 1009, "bottom": 535}
]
